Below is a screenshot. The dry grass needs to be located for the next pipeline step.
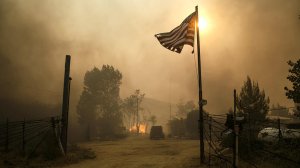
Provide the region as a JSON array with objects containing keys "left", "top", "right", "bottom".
[
  {"left": 1, "top": 136, "right": 206, "bottom": 168},
  {"left": 58, "top": 136, "right": 203, "bottom": 168},
  {"left": 0, "top": 144, "right": 96, "bottom": 168}
]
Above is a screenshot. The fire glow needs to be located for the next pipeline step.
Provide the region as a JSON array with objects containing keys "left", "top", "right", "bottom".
[{"left": 129, "top": 123, "right": 147, "bottom": 134}]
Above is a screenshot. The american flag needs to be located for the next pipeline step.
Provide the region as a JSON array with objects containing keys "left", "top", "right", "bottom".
[{"left": 155, "top": 12, "right": 196, "bottom": 53}]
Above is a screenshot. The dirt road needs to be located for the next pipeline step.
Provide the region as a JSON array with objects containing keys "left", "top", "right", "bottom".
[{"left": 60, "top": 136, "right": 203, "bottom": 168}]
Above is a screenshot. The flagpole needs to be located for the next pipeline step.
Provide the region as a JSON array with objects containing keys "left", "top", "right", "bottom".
[{"left": 195, "top": 6, "right": 205, "bottom": 163}]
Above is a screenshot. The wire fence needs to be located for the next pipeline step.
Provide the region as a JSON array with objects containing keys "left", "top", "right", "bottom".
[
  {"left": 0, "top": 116, "right": 63, "bottom": 158},
  {"left": 202, "top": 112, "right": 300, "bottom": 168},
  {"left": 203, "top": 113, "right": 233, "bottom": 168}
]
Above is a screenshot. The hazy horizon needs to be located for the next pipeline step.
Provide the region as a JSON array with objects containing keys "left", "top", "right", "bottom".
[{"left": 1, "top": 0, "right": 300, "bottom": 116}]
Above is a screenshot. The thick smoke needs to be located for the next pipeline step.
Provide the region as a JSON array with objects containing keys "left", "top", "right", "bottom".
[{"left": 0, "top": 0, "right": 299, "bottom": 121}]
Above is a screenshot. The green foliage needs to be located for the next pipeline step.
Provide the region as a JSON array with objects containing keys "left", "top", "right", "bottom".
[
  {"left": 237, "top": 76, "right": 270, "bottom": 122},
  {"left": 228, "top": 76, "right": 270, "bottom": 154},
  {"left": 77, "top": 65, "right": 123, "bottom": 139},
  {"left": 284, "top": 59, "right": 300, "bottom": 103}
]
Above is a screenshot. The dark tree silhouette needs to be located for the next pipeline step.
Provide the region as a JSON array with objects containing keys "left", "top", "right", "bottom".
[
  {"left": 77, "top": 65, "right": 122, "bottom": 139},
  {"left": 284, "top": 59, "right": 300, "bottom": 117},
  {"left": 237, "top": 76, "right": 270, "bottom": 122},
  {"left": 284, "top": 59, "right": 300, "bottom": 103}
]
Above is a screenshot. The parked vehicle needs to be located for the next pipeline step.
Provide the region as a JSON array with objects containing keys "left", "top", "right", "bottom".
[
  {"left": 258, "top": 127, "right": 280, "bottom": 142},
  {"left": 258, "top": 126, "right": 300, "bottom": 142},
  {"left": 150, "top": 126, "right": 165, "bottom": 139}
]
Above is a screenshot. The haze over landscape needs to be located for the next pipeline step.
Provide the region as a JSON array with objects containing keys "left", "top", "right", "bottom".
[
  {"left": 0, "top": 0, "right": 299, "bottom": 118},
  {"left": 1, "top": 1, "right": 300, "bottom": 168}
]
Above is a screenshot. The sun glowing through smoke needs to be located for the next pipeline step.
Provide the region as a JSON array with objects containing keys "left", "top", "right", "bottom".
[{"left": 198, "top": 17, "right": 207, "bottom": 32}]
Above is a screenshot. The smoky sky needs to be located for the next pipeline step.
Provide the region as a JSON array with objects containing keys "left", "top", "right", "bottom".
[{"left": 0, "top": 0, "right": 300, "bottom": 117}]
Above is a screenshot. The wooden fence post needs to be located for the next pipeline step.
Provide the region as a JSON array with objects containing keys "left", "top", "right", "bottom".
[
  {"left": 233, "top": 89, "right": 238, "bottom": 168},
  {"left": 61, "top": 55, "right": 71, "bottom": 154},
  {"left": 5, "top": 118, "right": 8, "bottom": 153},
  {"left": 208, "top": 116, "right": 212, "bottom": 168},
  {"left": 22, "top": 119, "right": 25, "bottom": 155},
  {"left": 51, "top": 117, "right": 56, "bottom": 135},
  {"left": 278, "top": 118, "right": 282, "bottom": 142}
]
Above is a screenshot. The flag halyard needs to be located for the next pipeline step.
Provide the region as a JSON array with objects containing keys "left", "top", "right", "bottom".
[{"left": 155, "top": 12, "right": 196, "bottom": 53}]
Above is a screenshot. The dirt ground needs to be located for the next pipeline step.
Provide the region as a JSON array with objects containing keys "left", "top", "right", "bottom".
[{"left": 59, "top": 136, "right": 204, "bottom": 168}]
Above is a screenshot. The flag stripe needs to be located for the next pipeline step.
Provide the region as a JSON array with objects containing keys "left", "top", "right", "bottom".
[
  {"left": 155, "top": 12, "right": 196, "bottom": 53},
  {"left": 157, "top": 13, "right": 194, "bottom": 37},
  {"left": 162, "top": 29, "right": 187, "bottom": 46},
  {"left": 157, "top": 22, "right": 189, "bottom": 40},
  {"left": 173, "top": 36, "right": 194, "bottom": 48},
  {"left": 158, "top": 23, "right": 189, "bottom": 43}
]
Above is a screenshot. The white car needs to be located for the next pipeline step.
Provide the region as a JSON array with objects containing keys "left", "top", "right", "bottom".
[
  {"left": 258, "top": 127, "right": 280, "bottom": 142},
  {"left": 258, "top": 127, "right": 300, "bottom": 142}
]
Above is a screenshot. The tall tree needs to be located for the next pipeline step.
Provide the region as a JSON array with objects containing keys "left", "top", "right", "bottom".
[
  {"left": 236, "top": 76, "right": 270, "bottom": 147},
  {"left": 77, "top": 65, "right": 122, "bottom": 139},
  {"left": 121, "top": 89, "right": 145, "bottom": 133},
  {"left": 237, "top": 76, "right": 270, "bottom": 121},
  {"left": 221, "top": 77, "right": 270, "bottom": 154},
  {"left": 284, "top": 59, "right": 300, "bottom": 117}
]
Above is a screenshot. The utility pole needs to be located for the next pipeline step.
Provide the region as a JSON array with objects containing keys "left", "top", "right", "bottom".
[
  {"left": 169, "top": 103, "right": 172, "bottom": 121},
  {"left": 136, "top": 91, "right": 139, "bottom": 135},
  {"left": 208, "top": 116, "right": 212, "bottom": 168},
  {"left": 169, "top": 79, "right": 172, "bottom": 121},
  {"left": 22, "top": 119, "right": 25, "bottom": 156},
  {"left": 61, "top": 55, "right": 71, "bottom": 154},
  {"left": 195, "top": 6, "right": 205, "bottom": 163},
  {"left": 233, "top": 89, "right": 238, "bottom": 168},
  {"left": 5, "top": 118, "right": 8, "bottom": 153}
]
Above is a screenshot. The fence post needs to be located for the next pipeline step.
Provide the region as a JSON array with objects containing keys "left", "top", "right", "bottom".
[
  {"left": 61, "top": 55, "right": 71, "bottom": 154},
  {"left": 247, "top": 110, "right": 251, "bottom": 153},
  {"left": 51, "top": 117, "right": 55, "bottom": 134},
  {"left": 208, "top": 116, "right": 212, "bottom": 168},
  {"left": 233, "top": 89, "right": 237, "bottom": 168},
  {"left": 5, "top": 118, "right": 8, "bottom": 153},
  {"left": 22, "top": 119, "right": 25, "bottom": 155},
  {"left": 234, "top": 125, "right": 239, "bottom": 168},
  {"left": 278, "top": 118, "right": 282, "bottom": 142}
]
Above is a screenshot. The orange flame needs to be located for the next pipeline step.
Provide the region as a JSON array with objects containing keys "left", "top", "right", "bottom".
[{"left": 129, "top": 123, "right": 147, "bottom": 134}]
